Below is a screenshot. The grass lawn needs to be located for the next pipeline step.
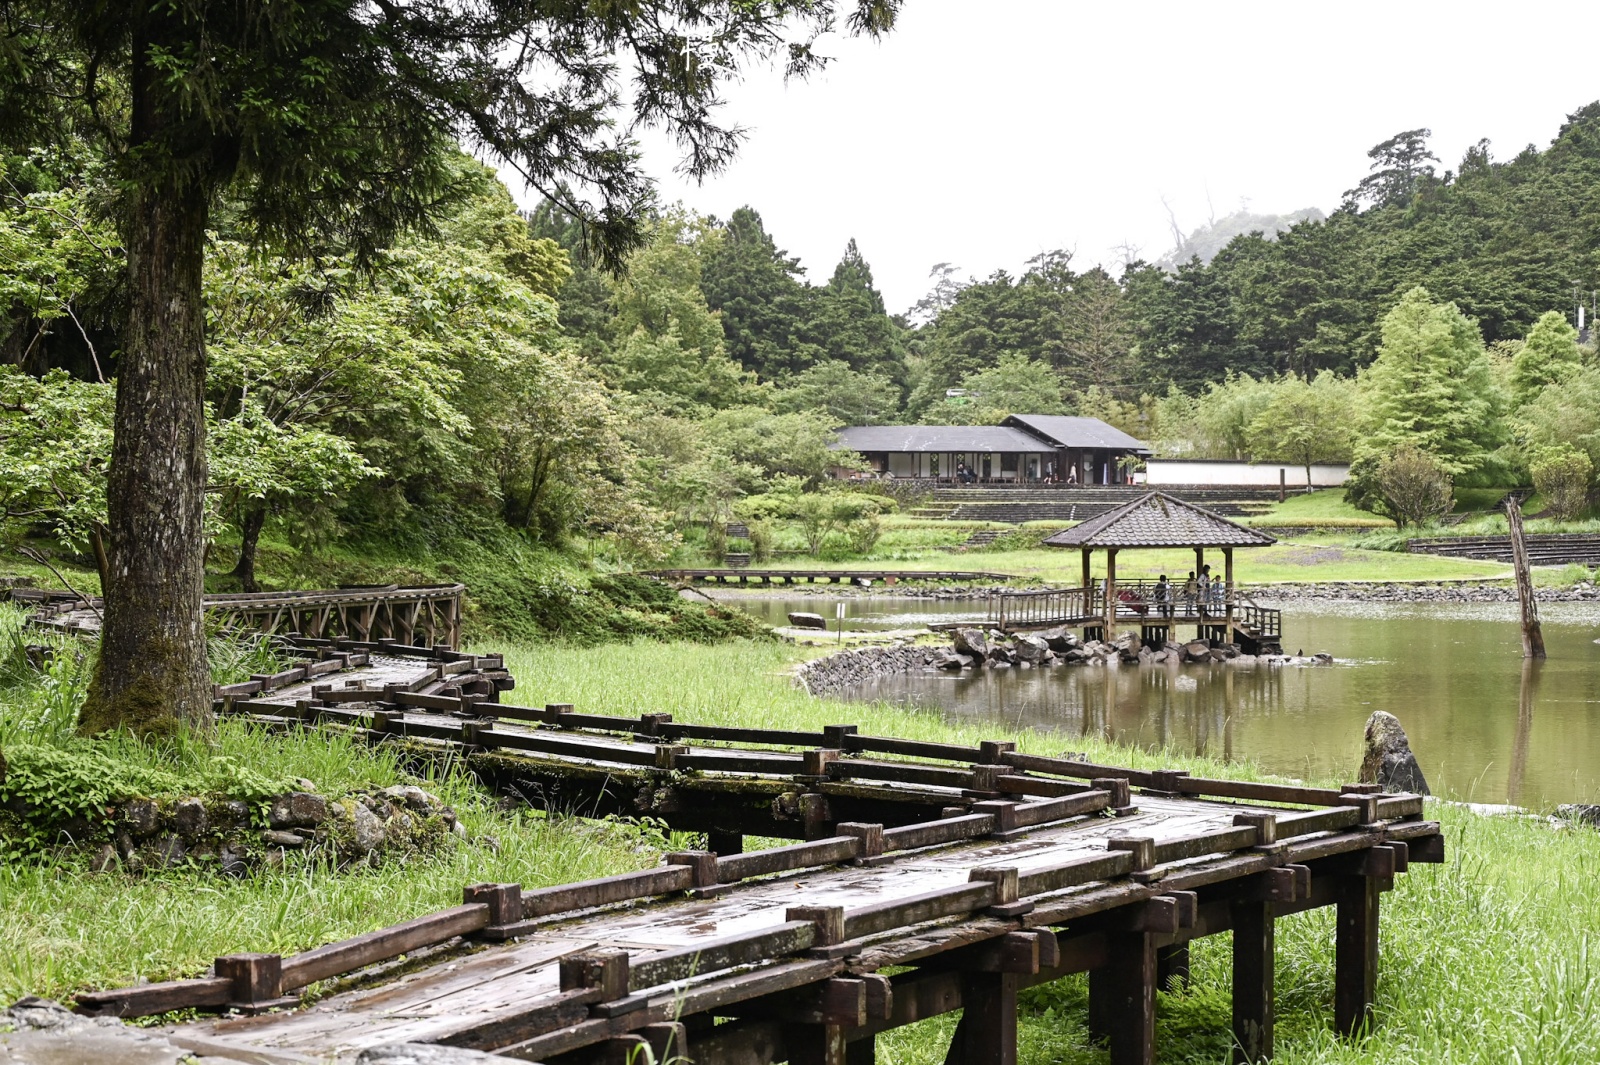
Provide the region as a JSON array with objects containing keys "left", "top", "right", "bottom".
[{"left": 0, "top": 633, "right": 1596, "bottom": 1064}]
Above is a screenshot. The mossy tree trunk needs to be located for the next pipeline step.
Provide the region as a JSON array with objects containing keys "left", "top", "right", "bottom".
[{"left": 79, "top": 175, "right": 212, "bottom": 736}]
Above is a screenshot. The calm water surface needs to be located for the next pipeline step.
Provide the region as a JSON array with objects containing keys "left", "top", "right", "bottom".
[{"left": 730, "top": 594, "right": 1600, "bottom": 807}]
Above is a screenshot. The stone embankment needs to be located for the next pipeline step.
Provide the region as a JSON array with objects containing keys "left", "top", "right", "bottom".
[
  {"left": 25, "top": 783, "right": 466, "bottom": 877},
  {"left": 1257, "top": 581, "right": 1600, "bottom": 603},
  {"left": 795, "top": 628, "right": 1330, "bottom": 695}
]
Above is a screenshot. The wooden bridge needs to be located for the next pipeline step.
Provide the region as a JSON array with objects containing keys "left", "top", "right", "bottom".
[
  {"left": 983, "top": 581, "right": 1282, "bottom": 653},
  {"left": 73, "top": 641, "right": 1437, "bottom": 1065},
  {"left": 13, "top": 584, "right": 466, "bottom": 648},
  {"left": 643, "top": 567, "right": 1013, "bottom": 586}
]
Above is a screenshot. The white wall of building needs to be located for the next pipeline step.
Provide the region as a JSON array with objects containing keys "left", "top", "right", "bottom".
[{"left": 1142, "top": 460, "right": 1349, "bottom": 487}]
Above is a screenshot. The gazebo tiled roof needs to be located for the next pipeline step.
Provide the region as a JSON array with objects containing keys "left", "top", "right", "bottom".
[{"left": 1041, "top": 491, "right": 1277, "bottom": 549}]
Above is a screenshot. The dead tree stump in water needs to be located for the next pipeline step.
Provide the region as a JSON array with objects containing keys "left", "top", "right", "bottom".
[{"left": 1505, "top": 496, "right": 1546, "bottom": 658}]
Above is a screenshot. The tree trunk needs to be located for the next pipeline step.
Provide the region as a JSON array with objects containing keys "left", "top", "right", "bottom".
[
  {"left": 230, "top": 504, "right": 266, "bottom": 593},
  {"left": 79, "top": 174, "right": 212, "bottom": 737}
]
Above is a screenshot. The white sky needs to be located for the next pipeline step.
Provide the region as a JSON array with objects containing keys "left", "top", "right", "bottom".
[{"left": 503, "top": 0, "right": 1600, "bottom": 314}]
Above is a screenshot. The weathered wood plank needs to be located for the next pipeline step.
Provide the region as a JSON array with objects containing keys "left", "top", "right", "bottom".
[{"left": 279, "top": 903, "right": 489, "bottom": 990}]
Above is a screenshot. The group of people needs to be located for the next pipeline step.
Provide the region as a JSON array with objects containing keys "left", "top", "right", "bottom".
[{"left": 1148, "top": 566, "right": 1226, "bottom": 617}]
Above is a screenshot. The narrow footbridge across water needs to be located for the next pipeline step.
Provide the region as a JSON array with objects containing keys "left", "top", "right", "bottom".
[{"left": 78, "top": 641, "right": 1435, "bottom": 1065}]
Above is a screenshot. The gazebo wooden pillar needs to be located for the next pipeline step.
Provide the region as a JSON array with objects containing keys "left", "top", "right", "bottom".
[
  {"left": 1104, "top": 548, "right": 1118, "bottom": 638},
  {"left": 1224, "top": 547, "right": 1236, "bottom": 645}
]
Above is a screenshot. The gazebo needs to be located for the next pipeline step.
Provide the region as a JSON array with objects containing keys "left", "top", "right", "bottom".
[{"left": 1039, "top": 491, "right": 1278, "bottom": 646}]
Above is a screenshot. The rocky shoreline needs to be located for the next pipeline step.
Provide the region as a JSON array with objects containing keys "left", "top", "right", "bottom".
[
  {"left": 794, "top": 627, "right": 1330, "bottom": 696},
  {"left": 1255, "top": 581, "right": 1599, "bottom": 603}
]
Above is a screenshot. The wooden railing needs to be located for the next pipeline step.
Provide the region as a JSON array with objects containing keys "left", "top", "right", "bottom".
[
  {"left": 988, "top": 582, "right": 1281, "bottom": 639},
  {"left": 17, "top": 584, "right": 466, "bottom": 649}
]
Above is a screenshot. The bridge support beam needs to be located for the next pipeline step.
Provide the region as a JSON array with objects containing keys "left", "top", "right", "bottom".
[
  {"left": 1089, "top": 930, "right": 1156, "bottom": 1065},
  {"left": 1231, "top": 899, "right": 1275, "bottom": 1062}
]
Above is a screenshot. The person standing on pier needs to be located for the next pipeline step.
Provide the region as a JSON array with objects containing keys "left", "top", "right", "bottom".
[{"left": 1183, "top": 571, "right": 1198, "bottom": 614}]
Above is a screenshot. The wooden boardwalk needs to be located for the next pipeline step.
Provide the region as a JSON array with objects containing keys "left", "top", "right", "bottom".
[
  {"left": 74, "top": 642, "right": 1438, "bottom": 1065},
  {"left": 643, "top": 568, "right": 1013, "bottom": 586},
  {"left": 13, "top": 584, "right": 466, "bottom": 648}
]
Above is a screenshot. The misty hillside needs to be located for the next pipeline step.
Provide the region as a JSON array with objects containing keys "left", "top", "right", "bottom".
[{"left": 1157, "top": 206, "right": 1326, "bottom": 268}]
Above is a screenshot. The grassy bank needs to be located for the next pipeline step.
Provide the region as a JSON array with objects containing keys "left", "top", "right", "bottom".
[{"left": 1, "top": 628, "right": 1596, "bottom": 1063}]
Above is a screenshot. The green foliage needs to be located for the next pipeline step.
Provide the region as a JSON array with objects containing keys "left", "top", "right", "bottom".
[
  {"left": 0, "top": 366, "right": 113, "bottom": 567},
  {"left": 1510, "top": 311, "right": 1583, "bottom": 407},
  {"left": 1529, "top": 448, "right": 1593, "bottom": 521},
  {"left": 923, "top": 353, "right": 1067, "bottom": 425},
  {"left": 1373, "top": 445, "right": 1456, "bottom": 528},
  {"left": 772, "top": 360, "right": 899, "bottom": 425},
  {"left": 1517, "top": 365, "right": 1600, "bottom": 476},
  {"left": 1242, "top": 371, "right": 1358, "bottom": 479},
  {"left": 1360, "top": 287, "right": 1503, "bottom": 477}
]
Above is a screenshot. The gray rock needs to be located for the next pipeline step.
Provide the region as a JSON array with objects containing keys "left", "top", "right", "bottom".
[
  {"left": 787, "top": 612, "right": 828, "bottom": 630},
  {"left": 173, "top": 798, "right": 208, "bottom": 839},
  {"left": 1556, "top": 804, "right": 1600, "bottom": 827},
  {"left": 351, "top": 801, "right": 387, "bottom": 855},
  {"left": 140, "top": 835, "right": 186, "bottom": 869},
  {"left": 217, "top": 800, "right": 252, "bottom": 828},
  {"left": 1359, "top": 711, "right": 1430, "bottom": 795},
  {"left": 262, "top": 829, "right": 305, "bottom": 848},
  {"left": 122, "top": 798, "right": 160, "bottom": 837},
  {"left": 1183, "top": 640, "right": 1211, "bottom": 662},
  {"left": 1013, "top": 634, "right": 1050, "bottom": 664},
  {"left": 357, "top": 1043, "right": 509, "bottom": 1064},
  {"left": 89, "top": 844, "right": 118, "bottom": 873},
  {"left": 1038, "top": 626, "right": 1079, "bottom": 652},
  {"left": 985, "top": 645, "right": 1014, "bottom": 665},
  {"left": 952, "top": 628, "right": 989, "bottom": 658},
  {"left": 270, "top": 791, "right": 328, "bottom": 828}
]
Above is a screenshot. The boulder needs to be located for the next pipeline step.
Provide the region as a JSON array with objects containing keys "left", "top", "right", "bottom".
[
  {"left": 173, "top": 798, "right": 208, "bottom": 839},
  {"left": 262, "top": 829, "right": 305, "bottom": 848},
  {"left": 1358, "top": 711, "right": 1430, "bottom": 795},
  {"left": 787, "top": 612, "right": 828, "bottom": 631},
  {"left": 350, "top": 801, "right": 387, "bottom": 855},
  {"left": 1039, "top": 626, "right": 1078, "bottom": 652},
  {"left": 986, "top": 645, "right": 1015, "bottom": 665},
  {"left": 1183, "top": 640, "right": 1211, "bottom": 662},
  {"left": 1557, "top": 804, "right": 1600, "bottom": 827},
  {"left": 1013, "top": 634, "right": 1050, "bottom": 664},
  {"left": 952, "top": 628, "right": 989, "bottom": 657},
  {"left": 269, "top": 791, "right": 328, "bottom": 829},
  {"left": 122, "top": 798, "right": 160, "bottom": 837}
]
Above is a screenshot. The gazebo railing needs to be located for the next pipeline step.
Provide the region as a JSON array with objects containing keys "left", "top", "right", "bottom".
[
  {"left": 988, "top": 583, "right": 1280, "bottom": 639},
  {"left": 991, "top": 586, "right": 1094, "bottom": 630}
]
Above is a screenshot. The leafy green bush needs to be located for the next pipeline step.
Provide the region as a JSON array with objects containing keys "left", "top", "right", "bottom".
[{"left": 1529, "top": 448, "right": 1593, "bottom": 521}]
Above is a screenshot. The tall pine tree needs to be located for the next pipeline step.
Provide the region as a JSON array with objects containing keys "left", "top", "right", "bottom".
[
  {"left": 700, "top": 207, "right": 818, "bottom": 379},
  {"left": 808, "top": 239, "right": 906, "bottom": 379}
]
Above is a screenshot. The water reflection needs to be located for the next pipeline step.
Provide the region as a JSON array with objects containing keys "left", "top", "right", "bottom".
[{"left": 732, "top": 595, "right": 1600, "bottom": 807}]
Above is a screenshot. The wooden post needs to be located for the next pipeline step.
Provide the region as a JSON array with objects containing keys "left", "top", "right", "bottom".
[
  {"left": 1231, "top": 900, "right": 1275, "bottom": 1062},
  {"left": 1094, "top": 930, "right": 1157, "bottom": 1065},
  {"left": 1082, "top": 548, "right": 1092, "bottom": 594},
  {"left": 1505, "top": 497, "right": 1546, "bottom": 658},
  {"left": 787, "top": 1023, "right": 848, "bottom": 1065},
  {"left": 946, "top": 971, "right": 1018, "bottom": 1065},
  {"left": 1194, "top": 547, "right": 1206, "bottom": 638},
  {"left": 1334, "top": 875, "right": 1380, "bottom": 1037},
  {"left": 1104, "top": 548, "right": 1118, "bottom": 640},
  {"left": 1278, "top": 467, "right": 1286, "bottom": 503},
  {"left": 1224, "top": 547, "right": 1236, "bottom": 646}
]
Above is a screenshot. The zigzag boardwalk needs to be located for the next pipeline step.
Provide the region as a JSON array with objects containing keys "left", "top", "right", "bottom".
[{"left": 79, "top": 642, "right": 1441, "bottom": 1065}]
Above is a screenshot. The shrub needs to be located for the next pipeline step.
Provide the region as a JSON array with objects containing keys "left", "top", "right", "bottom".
[
  {"left": 1529, "top": 448, "right": 1593, "bottom": 521},
  {"left": 1374, "top": 446, "right": 1455, "bottom": 529},
  {"left": 747, "top": 519, "right": 774, "bottom": 563},
  {"left": 704, "top": 520, "right": 728, "bottom": 563},
  {"left": 844, "top": 515, "right": 882, "bottom": 555}
]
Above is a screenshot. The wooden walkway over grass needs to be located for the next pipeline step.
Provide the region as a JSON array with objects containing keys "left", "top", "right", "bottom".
[
  {"left": 76, "top": 641, "right": 1437, "bottom": 1065},
  {"left": 644, "top": 567, "right": 1014, "bottom": 585},
  {"left": 12, "top": 584, "right": 466, "bottom": 648}
]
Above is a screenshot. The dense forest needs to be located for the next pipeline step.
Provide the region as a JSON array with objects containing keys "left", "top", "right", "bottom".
[{"left": 6, "top": 103, "right": 1600, "bottom": 594}]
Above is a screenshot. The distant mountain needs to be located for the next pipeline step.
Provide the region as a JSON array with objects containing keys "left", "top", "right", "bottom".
[{"left": 1156, "top": 207, "right": 1326, "bottom": 269}]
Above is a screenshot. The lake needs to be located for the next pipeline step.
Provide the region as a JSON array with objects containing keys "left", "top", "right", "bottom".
[{"left": 724, "top": 593, "right": 1600, "bottom": 807}]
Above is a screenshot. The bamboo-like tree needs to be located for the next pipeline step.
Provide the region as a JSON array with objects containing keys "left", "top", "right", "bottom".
[{"left": 0, "top": 0, "right": 899, "bottom": 737}]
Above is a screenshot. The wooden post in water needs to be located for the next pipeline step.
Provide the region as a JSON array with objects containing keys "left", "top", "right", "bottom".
[{"left": 1505, "top": 497, "right": 1545, "bottom": 658}]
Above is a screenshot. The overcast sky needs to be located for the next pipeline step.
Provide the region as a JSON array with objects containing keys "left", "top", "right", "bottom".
[{"left": 505, "top": 0, "right": 1600, "bottom": 314}]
